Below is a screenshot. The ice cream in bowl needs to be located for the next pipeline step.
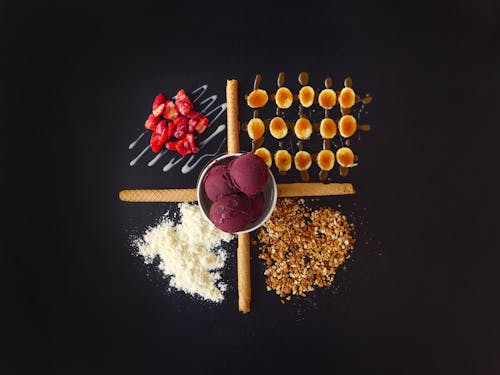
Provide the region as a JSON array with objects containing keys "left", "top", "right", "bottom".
[{"left": 196, "top": 152, "right": 277, "bottom": 234}]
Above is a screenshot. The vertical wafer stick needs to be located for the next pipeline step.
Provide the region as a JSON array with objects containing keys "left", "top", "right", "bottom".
[{"left": 226, "top": 79, "right": 251, "bottom": 314}]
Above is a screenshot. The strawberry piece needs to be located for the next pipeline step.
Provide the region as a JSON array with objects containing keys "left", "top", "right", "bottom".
[
  {"left": 163, "top": 100, "right": 179, "bottom": 120},
  {"left": 165, "top": 141, "right": 177, "bottom": 151},
  {"left": 144, "top": 113, "right": 160, "bottom": 131},
  {"left": 152, "top": 93, "right": 166, "bottom": 118},
  {"left": 175, "top": 89, "right": 194, "bottom": 115},
  {"left": 173, "top": 116, "right": 189, "bottom": 139},
  {"left": 186, "top": 110, "right": 203, "bottom": 120},
  {"left": 150, "top": 120, "right": 168, "bottom": 153},
  {"left": 194, "top": 117, "right": 209, "bottom": 134},
  {"left": 175, "top": 139, "right": 191, "bottom": 156},
  {"left": 167, "top": 121, "right": 176, "bottom": 140},
  {"left": 188, "top": 118, "right": 197, "bottom": 133},
  {"left": 184, "top": 133, "right": 199, "bottom": 153}
]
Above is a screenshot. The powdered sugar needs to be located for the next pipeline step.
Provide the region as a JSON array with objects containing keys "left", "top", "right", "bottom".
[{"left": 134, "top": 203, "right": 233, "bottom": 302}]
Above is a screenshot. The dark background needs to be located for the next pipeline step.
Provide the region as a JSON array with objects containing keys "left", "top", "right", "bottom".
[{"left": 3, "top": 1, "right": 499, "bottom": 374}]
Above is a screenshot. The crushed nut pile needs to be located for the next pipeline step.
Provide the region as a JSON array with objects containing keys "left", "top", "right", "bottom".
[{"left": 257, "top": 198, "right": 355, "bottom": 299}]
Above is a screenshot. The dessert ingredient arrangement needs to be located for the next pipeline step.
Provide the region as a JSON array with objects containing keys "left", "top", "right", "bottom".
[
  {"left": 203, "top": 153, "right": 268, "bottom": 233},
  {"left": 134, "top": 203, "right": 233, "bottom": 302},
  {"left": 243, "top": 72, "right": 372, "bottom": 180},
  {"left": 121, "top": 74, "right": 373, "bottom": 313},
  {"left": 144, "top": 89, "right": 209, "bottom": 156},
  {"left": 258, "top": 198, "right": 355, "bottom": 299}
]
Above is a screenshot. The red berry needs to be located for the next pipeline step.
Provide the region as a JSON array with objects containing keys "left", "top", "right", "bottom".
[
  {"left": 150, "top": 120, "right": 168, "bottom": 153},
  {"left": 144, "top": 113, "right": 160, "bottom": 131},
  {"left": 165, "top": 141, "right": 177, "bottom": 151},
  {"left": 194, "top": 117, "right": 209, "bottom": 134},
  {"left": 152, "top": 93, "right": 166, "bottom": 117},
  {"left": 163, "top": 100, "right": 179, "bottom": 120}
]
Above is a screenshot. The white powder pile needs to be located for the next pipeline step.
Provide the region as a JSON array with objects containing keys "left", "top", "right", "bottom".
[{"left": 135, "top": 203, "right": 233, "bottom": 302}]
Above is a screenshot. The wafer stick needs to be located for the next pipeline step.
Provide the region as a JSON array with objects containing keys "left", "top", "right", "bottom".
[
  {"left": 277, "top": 182, "right": 355, "bottom": 197},
  {"left": 226, "top": 79, "right": 240, "bottom": 154},
  {"left": 119, "top": 188, "right": 197, "bottom": 202},
  {"left": 226, "top": 79, "right": 251, "bottom": 313},
  {"left": 118, "top": 182, "right": 354, "bottom": 203}
]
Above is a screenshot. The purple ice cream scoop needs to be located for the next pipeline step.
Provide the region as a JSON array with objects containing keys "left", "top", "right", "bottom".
[
  {"left": 203, "top": 165, "right": 238, "bottom": 202},
  {"left": 228, "top": 152, "right": 269, "bottom": 196},
  {"left": 209, "top": 194, "right": 251, "bottom": 233},
  {"left": 248, "top": 193, "right": 264, "bottom": 222}
]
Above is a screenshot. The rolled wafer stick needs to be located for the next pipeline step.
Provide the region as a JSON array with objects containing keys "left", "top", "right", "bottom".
[
  {"left": 226, "top": 79, "right": 251, "bottom": 313},
  {"left": 226, "top": 79, "right": 240, "bottom": 154},
  {"left": 277, "top": 182, "right": 355, "bottom": 197},
  {"left": 237, "top": 233, "right": 251, "bottom": 313},
  {"left": 119, "top": 188, "right": 197, "bottom": 202},
  {"left": 118, "top": 182, "right": 354, "bottom": 203}
]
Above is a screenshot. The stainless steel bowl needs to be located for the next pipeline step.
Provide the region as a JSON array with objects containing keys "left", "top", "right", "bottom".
[{"left": 196, "top": 153, "right": 277, "bottom": 234}]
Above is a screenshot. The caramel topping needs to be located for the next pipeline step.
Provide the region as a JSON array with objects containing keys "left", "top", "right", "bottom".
[
  {"left": 336, "top": 147, "right": 355, "bottom": 167},
  {"left": 317, "top": 150, "right": 335, "bottom": 171},
  {"left": 274, "top": 150, "right": 292, "bottom": 171},
  {"left": 269, "top": 116, "right": 288, "bottom": 139},
  {"left": 339, "top": 87, "right": 355, "bottom": 108},
  {"left": 247, "top": 118, "right": 265, "bottom": 140},
  {"left": 247, "top": 89, "right": 268, "bottom": 108},
  {"left": 254, "top": 147, "right": 272, "bottom": 168},
  {"left": 338, "top": 115, "right": 357, "bottom": 138},
  {"left": 294, "top": 151, "right": 312, "bottom": 171},
  {"left": 319, "top": 118, "right": 337, "bottom": 139},
  {"left": 298, "top": 86, "right": 315, "bottom": 108},
  {"left": 294, "top": 117, "right": 313, "bottom": 140},
  {"left": 318, "top": 89, "right": 336, "bottom": 109},
  {"left": 275, "top": 87, "right": 294, "bottom": 109}
]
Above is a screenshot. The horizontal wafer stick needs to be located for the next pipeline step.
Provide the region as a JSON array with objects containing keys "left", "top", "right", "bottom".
[
  {"left": 118, "top": 182, "right": 354, "bottom": 202},
  {"left": 119, "top": 188, "right": 197, "bottom": 202}
]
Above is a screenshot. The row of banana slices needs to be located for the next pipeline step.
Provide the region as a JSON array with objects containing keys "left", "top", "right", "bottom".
[
  {"left": 246, "top": 86, "right": 356, "bottom": 109},
  {"left": 247, "top": 115, "right": 358, "bottom": 140},
  {"left": 254, "top": 147, "right": 355, "bottom": 172}
]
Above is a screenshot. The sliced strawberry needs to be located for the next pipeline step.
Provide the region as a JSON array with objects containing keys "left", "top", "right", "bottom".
[
  {"left": 175, "top": 89, "right": 190, "bottom": 102},
  {"left": 163, "top": 100, "right": 179, "bottom": 120},
  {"left": 175, "top": 139, "right": 191, "bottom": 156},
  {"left": 173, "top": 116, "right": 189, "bottom": 139},
  {"left": 184, "top": 133, "right": 199, "bottom": 153},
  {"left": 186, "top": 110, "right": 203, "bottom": 120},
  {"left": 165, "top": 141, "right": 177, "bottom": 151},
  {"left": 194, "top": 117, "right": 209, "bottom": 134},
  {"left": 166, "top": 121, "right": 176, "bottom": 140},
  {"left": 188, "top": 118, "right": 197, "bottom": 133},
  {"left": 175, "top": 89, "right": 194, "bottom": 115},
  {"left": 152, "top": 93, "right": 166, "bottom": 117},
  {"left": 144, "top": 113, "right": 160, "bottom": 131},
  {"left": 150, "top": 120, "right": 168, "bottom": 153}
]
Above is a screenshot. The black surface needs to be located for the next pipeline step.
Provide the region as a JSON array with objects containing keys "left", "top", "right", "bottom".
[{"left": 3, "top": 1, "right": 499, "bottom": 374}]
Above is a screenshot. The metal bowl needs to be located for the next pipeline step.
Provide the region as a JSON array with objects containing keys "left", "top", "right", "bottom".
[{"left": 196, "top": 152, "right": 277, "bottom": 234}]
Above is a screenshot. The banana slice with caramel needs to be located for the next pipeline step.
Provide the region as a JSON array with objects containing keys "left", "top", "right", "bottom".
[
  {"left": 269, "top": 116, "right": 288, "bottom": 139},
  {"left": 275, "top": 87, "right": 294, "bottom": 109},
  {"left": 316, "top": 149, "right": 335, "bottom": 171},
  {"left": 247, "top": 118, "right": 266, "bottom": 140},
  {"left": 336, "top": 147, "right": 355, "bottom": 167},
  {"left": 338, "top": 87, "right": 356, "bottom": 108},
  {"left": 294, "top": 151, "right": 312, "bottom": 171},
  {"left": 254, "top": 147, "right": 272, "bottom": 167},
  {"left": 247, "top": 89, "right": 268, "bottom": 108},
  {"left": 319, "top": 118, "right": 337, "bottom": 139},
  {"left": 298, "top": 86, "right": 315, "bottom": 108},
  {"left": 318, "top": 88, "right": 336, "bottom": 109},
  {"left": 338, "top": 115, "right": 357, "bottom": 138},
  {"left": 274, "top": 150, "right": 292, "bottom": 172},
  {"left": 294, "top": 117, "right": 313, "bottom": 140}
]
